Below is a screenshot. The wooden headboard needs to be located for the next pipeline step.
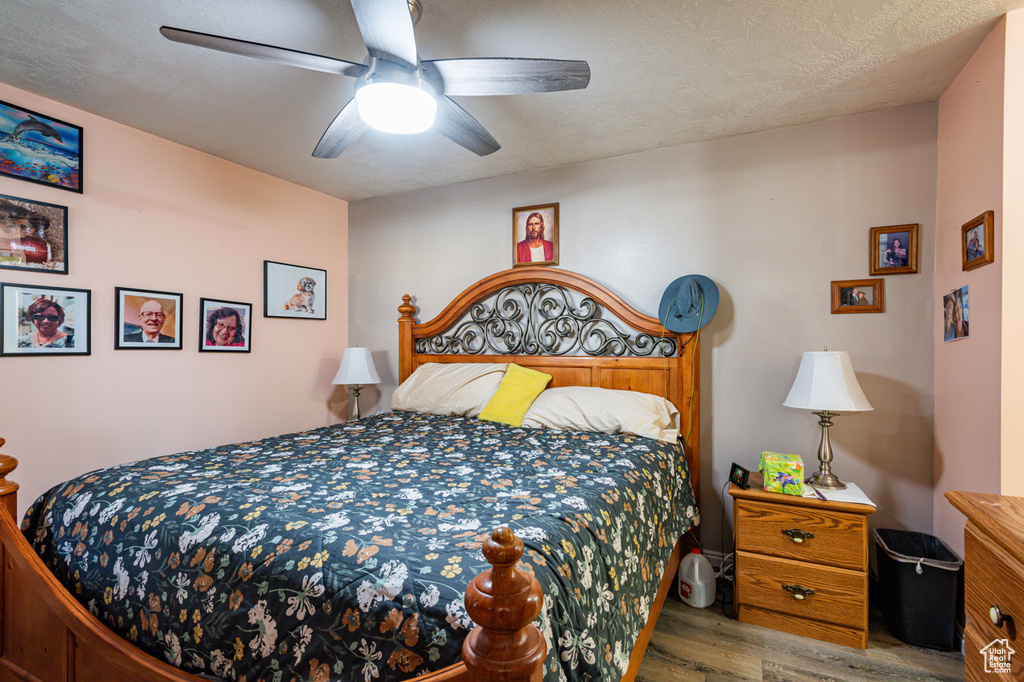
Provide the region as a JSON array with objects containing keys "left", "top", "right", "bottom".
[{"left": 397, "top": 267, "right": 700, "bottom": 501}]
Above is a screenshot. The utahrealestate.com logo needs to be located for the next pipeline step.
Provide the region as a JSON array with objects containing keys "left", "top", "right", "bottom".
[{"left": 981, "top": 638, "right": 1015, "bottom": 674}]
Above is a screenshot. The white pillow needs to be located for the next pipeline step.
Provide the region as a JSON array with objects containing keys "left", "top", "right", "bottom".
[
  {"left": 521, "top": 386, "right": 681, "bottom": 443},
  {"left": 391, "top": 362, "right": 508, "bottom": 417}
]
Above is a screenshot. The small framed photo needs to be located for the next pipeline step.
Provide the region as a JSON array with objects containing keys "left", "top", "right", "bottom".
[
  {"left": 264, "top": 261, "right": 326, "bottom": 319},
  {"left": 962, "top": 210, "right": 994, "bottom": 271},
  {"left": 512, "top": 203, "right": 558, "bottom": 268},
  {"left": 115, "top": 287, "right": 182, "bottom": 349},
  {"left": 200, "top": 298, "right": 252, "bottom": 352},
  {"left": 0, "top": 193, "right": 68, "bottom": 274},
  {"left": 942, "top": 286, "right": 970, "bottom": 342},
  {"left": 869, "top": 224, "right": 918, "bottom": 275},
  {"left": 0, "top": 99, "right": 83, "bottom": 193},
  {"left": 831, "top": 278, "right": 885, "bottom": 314},
  {"left": 1, "top": 282, "right": 90, "bottom": 355}
]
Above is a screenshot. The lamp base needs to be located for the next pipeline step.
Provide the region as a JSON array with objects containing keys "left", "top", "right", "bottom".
[
  {"left": 807, "top": 471, "right": 846, "bottom": 491},
  {"left": 350, "top": 384, "right": 363, "bottom": 420},
  {"left": 809, "top": 410, "right": 847, "bottom": 490}
]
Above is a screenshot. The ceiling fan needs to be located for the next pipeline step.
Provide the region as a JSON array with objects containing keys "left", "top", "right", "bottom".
[{"left": 160, "top": 0, "right": 591, "bottom": 158}]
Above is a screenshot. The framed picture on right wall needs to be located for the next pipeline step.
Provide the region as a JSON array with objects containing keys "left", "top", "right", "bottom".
[{"left": 962, "top": 210, "right": 994, "bottom": 271}]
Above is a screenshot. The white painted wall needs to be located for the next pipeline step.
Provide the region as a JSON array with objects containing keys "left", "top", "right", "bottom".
[{"left": 349, "top": 104, "right": 937, "bottom": 551}]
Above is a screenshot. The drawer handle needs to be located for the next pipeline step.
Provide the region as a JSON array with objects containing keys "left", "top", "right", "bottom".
[
  {"left": 991, "top": 605, "right": 1007, "bottom": 627},
  {"left": 781, "top": 528, "right": 814, "bottom": 543},
  {"left": 782, "top": 583, "right": 816, "bottom": 600}
]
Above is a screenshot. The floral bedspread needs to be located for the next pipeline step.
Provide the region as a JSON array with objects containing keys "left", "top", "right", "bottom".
[{"left": 23, "top": 412, "right": 698, "bottom": 682}]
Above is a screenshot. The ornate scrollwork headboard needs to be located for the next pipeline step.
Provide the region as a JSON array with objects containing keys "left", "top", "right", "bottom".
[
  {"left": 397, "top": 267, "right": 701, "bottom": 502},
  {"left": 413, "top": 280, "right": 677, "bottom": 358}
]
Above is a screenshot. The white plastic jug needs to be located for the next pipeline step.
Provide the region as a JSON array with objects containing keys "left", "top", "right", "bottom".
[{"left": 677, "top": 548, "right": 715, "bottom": 608}]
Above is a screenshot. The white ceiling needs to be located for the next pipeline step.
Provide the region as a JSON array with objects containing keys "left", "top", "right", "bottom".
[{"left": 1, "top": 0, "right": 1021, "bottom": 202}]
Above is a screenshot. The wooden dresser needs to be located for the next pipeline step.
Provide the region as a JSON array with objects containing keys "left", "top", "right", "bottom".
[
  {"left": 730, "top": 473, "right": 875, "bottom": 648},
  {"left": 947, "top": 491, "right": 1024, "bottom": 681}
]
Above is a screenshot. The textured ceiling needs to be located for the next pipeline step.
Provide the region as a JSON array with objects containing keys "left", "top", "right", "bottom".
[{"left": 1, "top": 0, "right": 1021, "bottom": 201}]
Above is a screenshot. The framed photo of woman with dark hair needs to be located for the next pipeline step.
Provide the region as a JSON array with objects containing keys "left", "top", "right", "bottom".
[
  {"left": 0, "top": 282, "right": 90, "bottom": 355},
  {"left": 200, "top": 298, "right": 251, "bottom": 352},
  {"left": 869, "top": 224, "right": 918, "bottom": 276}
]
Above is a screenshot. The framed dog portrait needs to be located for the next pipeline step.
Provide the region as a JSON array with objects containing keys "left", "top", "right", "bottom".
[
  {"left": 512, "top": 203, "right": 558, "bottom": 268},
  {"left": 0, "top": 282, "right": 90, "bottom": 356},
  {"left": 831, "top": 278, "right": 885, "bottom": 314},
  {"left": 264, "top": 261, "right": 326, "bottom": 319},
  {"left": 115, "top": 287, "right": 183, "bottom": 350},
  {"left": 868, "top": 223, "right": 918, "bottom": 276},
  {"left": 200, "top": 298, "right": 252, "bottom": 352},
  {"left": 0, "top": 193, "right": 69, "bottom": 275},
  {"left": 0, "top": 99, "right": 83, "bottom": 193},
  {"left": 962, "top": 210, "right": 994, "bottom": 271}
]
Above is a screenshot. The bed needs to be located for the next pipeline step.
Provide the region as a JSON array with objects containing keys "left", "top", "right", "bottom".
[{"left": 0, "top": 267, "right": 701, "bottom": 682}]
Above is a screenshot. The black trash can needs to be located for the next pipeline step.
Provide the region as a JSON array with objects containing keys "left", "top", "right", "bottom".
[{"left": 874, "top": 528, "right": 963, "bottom": 650}]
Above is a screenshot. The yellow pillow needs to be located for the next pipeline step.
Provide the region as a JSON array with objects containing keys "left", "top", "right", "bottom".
[{"left": 478, "top": 364, "right": 553, "bottom": 427}]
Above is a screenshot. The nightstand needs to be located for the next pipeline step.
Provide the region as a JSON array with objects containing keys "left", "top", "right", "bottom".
[{"left": 729, "top": 472, "right": 876, "bottom": 649}]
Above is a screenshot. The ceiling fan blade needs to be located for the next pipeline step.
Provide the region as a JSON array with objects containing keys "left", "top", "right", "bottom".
[
  {"left": 350, "top": 0, "right": 418, "bottom": 69},
  {"left": 160, "top": 26, "right": 365, "bottom": 77},
  {"left": 312, "top": 99, "right": 369, "bottom": 158},
  {"left": 423, "top": 58, "right": 591, "bottom": 96},
  {"left": 433, "top": 96, "right": 500, "bottom": 156}
]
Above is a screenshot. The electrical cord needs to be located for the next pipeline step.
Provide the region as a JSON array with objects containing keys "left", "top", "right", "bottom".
[{"left": 717, "top": 479, "right": 737, "bottom": 619}]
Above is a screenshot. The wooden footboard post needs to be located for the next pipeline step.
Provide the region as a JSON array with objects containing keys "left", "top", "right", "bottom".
[
  {"left": 0, "top": 438, "right": 17, "bottom": 520},
  {"left": 462, "top": 528, "right": 546, "bottom": 682}
]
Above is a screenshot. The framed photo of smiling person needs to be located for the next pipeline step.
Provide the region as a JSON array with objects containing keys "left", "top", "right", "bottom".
[
  {"left": 1, "top": 282, "right": 90, "bottom": 355},
  {"left": 115, "top": 287, "right": 182, "bottom": 350},
  {"left": 199, "top": 298, "right": 251, "bottom": 352}
]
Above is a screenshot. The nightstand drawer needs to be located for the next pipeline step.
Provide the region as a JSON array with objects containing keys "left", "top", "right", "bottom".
[
  {"left": 735, "top": 499, "right": 867, "bottom": 571},
  {"left": 964, "top": 526, "right": 1024, "bottom": 678},
  {"left": 735, "top": 550, "right": 867, "bottom": 629}
]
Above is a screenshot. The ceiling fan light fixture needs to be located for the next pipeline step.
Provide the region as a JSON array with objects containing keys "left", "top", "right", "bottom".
[{"left": 355, "top": 61, "right": 437, "bottom": 135}]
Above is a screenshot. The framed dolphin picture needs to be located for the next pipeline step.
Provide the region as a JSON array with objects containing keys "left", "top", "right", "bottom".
[{"left": 0, "top": 99, "right": 83, "bottom": 193}]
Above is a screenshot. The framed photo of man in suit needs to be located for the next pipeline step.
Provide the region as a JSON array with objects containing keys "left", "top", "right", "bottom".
[
  {"left": 115, "top": 287, "right": 182, "bottom": 350},
  {"left": 512, "top": 203, "right": 558, "bottom": 268}
]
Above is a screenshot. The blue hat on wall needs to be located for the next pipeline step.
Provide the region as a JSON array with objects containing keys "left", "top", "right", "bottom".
[{"left": 659, "top": 275, "right": 719, "bottom": 333}]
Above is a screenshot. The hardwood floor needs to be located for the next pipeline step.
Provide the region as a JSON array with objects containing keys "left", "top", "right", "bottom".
[{"left": 637, "top": 596, "right": 964, "bottom": 681}]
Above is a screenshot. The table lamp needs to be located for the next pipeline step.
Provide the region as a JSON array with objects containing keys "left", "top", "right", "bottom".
[
  {"left": 332, "top": 347, "right": 381, "bottom": 419},
  {"left": 783, "top": 350, "right": 872, "bottom": 490}
]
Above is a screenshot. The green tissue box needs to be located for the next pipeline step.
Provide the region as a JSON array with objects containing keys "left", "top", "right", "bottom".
[{"left": 759, "top": 451, "right": 804, "bottom": 495}]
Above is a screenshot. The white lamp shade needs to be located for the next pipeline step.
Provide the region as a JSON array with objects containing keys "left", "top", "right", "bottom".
[
  {"left": 333, "top": 347, "right": 381, "bottom": 385},
  {"left": 783, "top": 351, "right": 872, "bottom": 412}
]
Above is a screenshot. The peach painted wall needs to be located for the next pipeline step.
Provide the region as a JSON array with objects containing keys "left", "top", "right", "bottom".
[
  {"left": 0, "top": 82, "right": 349, "bottom": 519},
  {"left": 1002, "top": 10, "right": 1024, "bottom": 495},
  {"left": 934, "top": 18, "right": 1005, "bottom": 556}
]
